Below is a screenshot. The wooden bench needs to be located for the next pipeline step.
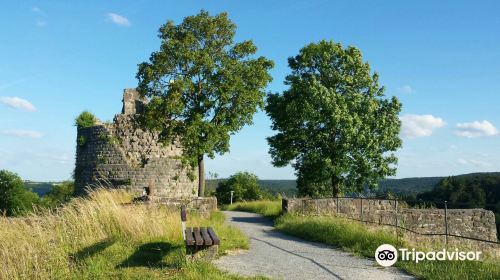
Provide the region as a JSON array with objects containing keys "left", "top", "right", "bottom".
[{"left": 181, "top": 206, "right": 220, "bottom": 261}]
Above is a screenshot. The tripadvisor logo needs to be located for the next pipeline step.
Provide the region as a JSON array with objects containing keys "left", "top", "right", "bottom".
[
  {"left": 375, "top": 244, "right": 482, "bottom": 267},
  {"left": 375, "top": 244, "right": 398, "bottom": 267}
]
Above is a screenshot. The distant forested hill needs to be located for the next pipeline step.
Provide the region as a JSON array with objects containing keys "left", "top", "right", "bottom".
[
  {"left": 24, "top": 182, "right": 55, "bottom": 196},
  {"left": 208, "top": 177, "right": 442, "bottom": 197},
  {"left": 32, "top": 172, "right": 500, "bottom": 200},
  {"left": 205, "top": 179, "right": 296, "bottom": 196},
  {"left": 377, "top": 177, "right": 443, "bottom": 194},
  {"left": 258, "top": 180, "right": 297, "bottom": 195}
]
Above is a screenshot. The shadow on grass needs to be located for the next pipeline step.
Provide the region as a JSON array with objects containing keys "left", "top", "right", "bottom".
[
  {"left": 71, "top": 239, "right": 116, "bottom": 261},
  {"left": 117, "top": 242, "right": 184, "bottom": 269}
]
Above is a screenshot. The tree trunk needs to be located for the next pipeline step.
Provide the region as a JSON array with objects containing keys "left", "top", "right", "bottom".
[
  {"left": 332, "top": 176, "right": 340, "bottom": 197},
  {"left": 198, "top": 155, "right": 205, "bottom": 197}
]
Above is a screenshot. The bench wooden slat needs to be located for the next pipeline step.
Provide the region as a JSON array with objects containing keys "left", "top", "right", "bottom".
[
  {"left": 185, "top": 228, "right": 195, "bottom": 246},
  {"left": 200, "top": 227, "right": 213, "bottom": 246},
  {"left": 193, "top": 227, "right": 204, "bottom": 246},
  {"left": 207, "top": 227, "right": 220, "bottom": 245}
]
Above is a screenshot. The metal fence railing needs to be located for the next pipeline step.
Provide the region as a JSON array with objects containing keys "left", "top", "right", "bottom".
[{"left": 294, "top": 195, "right": 500, "bottom": 246}]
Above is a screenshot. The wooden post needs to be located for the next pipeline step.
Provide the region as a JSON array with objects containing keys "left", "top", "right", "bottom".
[
  {"left": 181, "top": 206, "right": 187, "bottom": 240},
  {"left": 336, "top": 196, "right": 339, "bottom": 214}
]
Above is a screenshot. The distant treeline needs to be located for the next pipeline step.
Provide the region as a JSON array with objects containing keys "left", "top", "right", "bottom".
[
  {"left": 206, "top": 179, "right": 297, "bottom": 197},
  {"left": 24, "top": 182, "right": 56, "bottom": 196}
]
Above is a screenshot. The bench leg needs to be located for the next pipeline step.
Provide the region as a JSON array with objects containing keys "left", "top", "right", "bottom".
[{"left": 186, "top": 245, "right": 218, "bottom": 261}]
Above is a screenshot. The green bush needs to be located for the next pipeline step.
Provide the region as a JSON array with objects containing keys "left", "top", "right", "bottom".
[
  {"left": 41, "top": 181, "right": 74, "bottom": 208},
  {"left": 0, "top": 170, "right": 40, "bottom": 216},
  {"left": 77, "top": 135, "right": 86, "bottom": 147},
  {"left": 215, "top": 172, "right": 264, "bottom": 204},
  {"left": 75, "top": 111, "right": 96, "bottom": 129}
]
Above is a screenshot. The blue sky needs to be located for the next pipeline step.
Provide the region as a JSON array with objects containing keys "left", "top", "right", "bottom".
[{"left": 1, "top": 1, "right": 499, "bottom": 181}]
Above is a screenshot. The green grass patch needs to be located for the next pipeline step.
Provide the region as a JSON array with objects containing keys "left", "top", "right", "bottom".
[
  {"left": 70, "top": 238, "right": 259, "bottom": 280},
  {"left": 68, "top": 211, "right": 254, "bottom": 279},
  {"left": 275, "top": 213, "right": 402, "bottom": 257},
  {"left": 0, "top": 189, "right": 259, "bottom": 279},
  {"left": 224, "top": 200, "right": 282, "bottom": 219}
]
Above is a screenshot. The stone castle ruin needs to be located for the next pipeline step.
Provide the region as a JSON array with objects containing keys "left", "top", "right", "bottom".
[{"left": 74, "top": 88, "right": 199, "bottom": 198}]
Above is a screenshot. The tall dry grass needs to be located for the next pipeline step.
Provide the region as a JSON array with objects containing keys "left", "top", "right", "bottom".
[{"left": 0, "top": 188, "right": 183, "bottom": 280}]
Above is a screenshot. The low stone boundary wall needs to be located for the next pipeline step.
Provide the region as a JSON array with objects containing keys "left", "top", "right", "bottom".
[
  {"left": 156, "top": 196, "right": 217, "bottom": 217},
  {"left": 282, "top": 198, "right": 498, "bottom": 243}
]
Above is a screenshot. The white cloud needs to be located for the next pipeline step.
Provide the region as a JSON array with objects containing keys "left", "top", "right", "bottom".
[
  {"left": 456, "top": 158, "right": 492, "bottom": 167},
  {"left": 455, "top": 120, "right": 498, "bottom": 138},
  {"left": 107, "top": 13, "right": 131, "bottom": 26},
  {"left": 398, "top": 85, "right": 415, "bottom": 94},
  {"left": 0, "top": 130, "right": 43, "bottom": 138},
  {"left": 31, "top": 6, "right": 48, "bottom": 27},
  {"left": 400, "top": 114, "right": 446, "bottom": 138},
  {"left": 0, "top": 96, "right": 36, "bottom": 111}
]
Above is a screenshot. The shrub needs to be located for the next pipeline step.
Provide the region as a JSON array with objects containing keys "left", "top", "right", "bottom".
[
  {"left": 77, "top": 135, "right": 86, "bottom": 147},
  {"left": 75, "top": 111, "right": 96, "bottom": 129},
  {"left": 0, "top": 170, "right": 40, "bottom": 216},
  {"left": 215, "top": 172, "right": 263, "bottom": 204},
  {"left": 41, "top": 181, "right": 74, "bottom": 208}
]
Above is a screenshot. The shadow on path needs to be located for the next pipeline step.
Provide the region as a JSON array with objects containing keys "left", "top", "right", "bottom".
[
  {"left": 230, "top": 216, "right": 273, "bottom": 225},
  {"left": 252, "top": 237, "right": 345, "bottom": 280}
]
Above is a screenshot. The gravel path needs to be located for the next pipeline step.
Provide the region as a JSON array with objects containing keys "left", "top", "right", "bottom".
[{"left": 214, "top": 211, "right": 415, "bottom": 280}]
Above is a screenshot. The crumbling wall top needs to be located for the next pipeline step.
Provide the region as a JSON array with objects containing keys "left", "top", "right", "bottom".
[{"left": 122, "top": 88, "right": 148, "bottom": 115}]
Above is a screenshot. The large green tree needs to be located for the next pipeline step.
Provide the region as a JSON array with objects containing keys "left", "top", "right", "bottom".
[
  {"left": 0, "top": 170, "right": 40, "bottom": 216},
  {"left": 266, "top": 41, "right": 402, "bottom": 197},
  {"left": 136, "top": 11, "right": 273, "bottom": 196}
]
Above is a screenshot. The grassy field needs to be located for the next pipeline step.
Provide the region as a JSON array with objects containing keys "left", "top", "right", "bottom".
[
  {"left": 0, "top": 189, "right": 259, "bottom": 280},
  {"left": 228, "top": 201, "right": 500, "bottom": 280},
  {"left": 224, "top": 200, "right": 282, "bottom": 219}
]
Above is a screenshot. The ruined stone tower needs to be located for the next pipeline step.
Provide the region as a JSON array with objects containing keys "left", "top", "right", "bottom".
[{"left": 74, "top": 88, "right": 198, "bottom": 197}]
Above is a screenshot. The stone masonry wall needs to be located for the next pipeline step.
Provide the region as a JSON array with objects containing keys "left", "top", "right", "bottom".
[
  {"left": 75, "top": 89, "right": 198, "bottom": 198},
  {"left": 283, "top": 198, "right": 498, "bottom": 243}
]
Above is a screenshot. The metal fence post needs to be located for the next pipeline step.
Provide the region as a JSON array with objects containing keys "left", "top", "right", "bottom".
[
  {"left": 395, "top": 198, "right": 399, "bottom": 241},
  {"left": 336, "top": 196, "right": 339, "bottom": 215},
  {"left": 444, "top": 200, "right": 448, "bottom": 248},
  {"left": 360, "top": 197, "right": 363, "bottom": 222}
]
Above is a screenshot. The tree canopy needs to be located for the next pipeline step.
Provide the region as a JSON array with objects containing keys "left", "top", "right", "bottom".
[
  {"left": 41, "top": 181, "right": 74, "bottom": 208},
  {"left": 136, "top": 10, "right": 273, "bottom": 196},
  {"left": 0, "top": 170, "right": 40, "bottom": 216},
  {"left": 215, "top": 172, "right": 263, "bottom": 204},
  {"left": 266, "top": 40, "right": 402, "bottom": 197}
]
